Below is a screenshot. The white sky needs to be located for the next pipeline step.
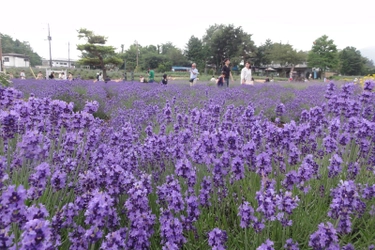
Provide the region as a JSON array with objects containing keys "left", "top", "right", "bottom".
[{"left": 1, "top": 0, "right": 374, "bottom": 61}]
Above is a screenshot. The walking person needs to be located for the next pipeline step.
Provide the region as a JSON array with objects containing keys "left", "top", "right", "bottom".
[
  {"left": 222, "top": 58, "right": 234, "bottom": 87},
  {"left": 148, "top": 68, "right": 155, "bottom": 83},
  {"left": 189, "top": 63, "right": 199, "bottom": 86},
  {"left": 241, "top": 61, "right": 253, "bottom": 85}
]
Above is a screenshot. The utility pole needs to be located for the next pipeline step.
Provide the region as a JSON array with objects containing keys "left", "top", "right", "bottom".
[
  {"left": 135, "top": 40, "right": 139, "bottom": 68},
  {"left": 68, "top": 42, "right": 70, "bottom": 68},
  {"left": 0, "top": 34, "right": 3, "bottom": 72},
  {"left": 48, "top": 24, "right": 52, "bottom": 68}
]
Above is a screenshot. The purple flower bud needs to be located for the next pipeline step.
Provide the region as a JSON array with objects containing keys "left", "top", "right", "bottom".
[{"left": 208, "top": 228, "right": 227, "bottom": 250}]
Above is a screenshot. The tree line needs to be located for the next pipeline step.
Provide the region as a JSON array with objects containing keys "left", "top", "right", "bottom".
[
  {"left": 77, "top": 24, "right": 374, "bottom": 79},
  {"left": 2, "top": 24, "right": 374, "bottom": 78}
]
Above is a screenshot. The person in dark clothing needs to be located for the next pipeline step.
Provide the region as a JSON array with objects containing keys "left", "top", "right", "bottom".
[
  {"left": 48, "top": 72, "right": 55, "bottom": 79},
  {"left": 221, "top": 58, "right": 234, "bottom": 87},
  {"left": 216, "top": 71, "right": 225, "bottom": 87},
  {"left": 104, "top": 76, "right": 111, "bottom": 83},
  {"left": 162, "top": 74, "right": 168, "bottom": 85}
]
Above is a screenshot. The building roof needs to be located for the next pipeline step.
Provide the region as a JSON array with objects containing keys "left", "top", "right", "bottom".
[{"left": 3, "top": 53, "right": 29, "bottom": 58}]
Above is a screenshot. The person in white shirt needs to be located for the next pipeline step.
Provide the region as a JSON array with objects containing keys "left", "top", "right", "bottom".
[
  {"left": 210, "top": 75, "right": 216, "bottom": 82},
  {"left": 20, "top": 70, "right": 26, "bottom": 79},
  {"left": 189, "top": 63, "right": 199, "bottom": 86},
  {"left": 241, "top": 61, "right": 253, "bottom": 85}
]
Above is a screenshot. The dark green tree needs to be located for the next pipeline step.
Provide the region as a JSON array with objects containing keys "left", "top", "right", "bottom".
[
  {"left": 0, "top": 33, "right": 42, "bottom": 66},
  {"left": 119, "top": 43, "right": 141, "bottom": 71},
  {"left": 338, "top": 47, "right": 365, "bottom": 75},
  {"left": 269, "top": 43, "right": 305, "bottom": 66},
  {"left": 307, "top": 35, "right": 339, "bottom": 73},
  {"left": 77, "top": 28, "right": 122, "bottom": 79},
  {"left": 203, "top": 24, "right": 255, "bottom": 72},
  {"left": 185, "top": 36, "right": 207, "bottom": 72},
  {"left": 253, "top": 39, "right": 273, "bottom": 66}
]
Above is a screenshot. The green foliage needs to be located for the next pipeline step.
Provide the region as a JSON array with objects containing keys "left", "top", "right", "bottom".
[
  {"left": 0, "top": 33, "right": 42, "bottom": 66},
  {"left": 307, "top": 35, "right": 339, "bottom": 72},
  {"left": 203, "top": 24, "right": 256, "bottom": 72},
  {"left": 339, "top": 47, "right": 365, "bottom": 75},
  {"left": 77, "top": 28, "right": 122, "bottom": 79},
  {"left": 0, "top": 72, "right": 11, "bottom": 87},
  {"left": 253, "top": 39, "right": 273, "bottom": 66},
  {"left": 269, "top": 43, "right": 306, "bottom": 66},
  {"left": 185, "top": 36, "right": 207, "bottom": 72}
]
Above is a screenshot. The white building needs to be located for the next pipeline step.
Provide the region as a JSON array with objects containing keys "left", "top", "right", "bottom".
[
  {"left": 42, "top": 58, "right": 76, "bottom": 68},
  {"left": 2, "top": 53, "right": 30, "bottom": 68}
]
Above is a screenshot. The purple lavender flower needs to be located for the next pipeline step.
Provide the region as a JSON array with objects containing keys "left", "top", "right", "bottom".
[
  {"left": 208, "top": 228, "right": 227, "bottom": 250},
  {"left": 257, "top": 239, "right": 274, "bottom": 250},
  {"left": 125, "top": 177, "right": 156, "bottom": 249},
  {"left": 199, "top": 176, "right": 212, "bottom": 208},
  {"left": 328, "top": 180, "right": 365, "bottom": 234},
  {"left": 27, "top": 162, "right": 51, "bottom": 200},
  {"left": 255, "top": 152, "right": 272, "bottom": 177},
  {"left": 309, "top": 222, "right": 339, "bottom": 249},
  {"left": 342, "top": 243, "right": 355, "bottom": 250},
  {"left": 160, "top": 209, "right": 186, "bottom": 249},
  {"left": 347, "top": 162, "right": 359, "bottom": 179},
  {"left": 0, "top": 157, "right": 8, "bottom": 190},
  {"left": 83, "top": 100, "right": 99, "bottom": 114},
  {"left": 284, "top": 238, "right": 299, "bottom": 250},
  {"left": 282, "top": 170, "right": 299, "bottom": 191},
  {"left": 364, "top": 79, "right": 375, "bottom": 91},
  {"left": 51, "top": 169, "right": 67, "bottom": 191},
  {"left": 157, "top": 175, "right": 185, "bottom": 212},
  {"left": 0, "top": 226, "right": 14, "bottom": 249},
  {"left": 20, "top": 219, "right": 52, "bottom": 249},
  {"left": 85, "top": 189, "right": 119, "bottom": 229},
  {"left": 185, "top": 195, "right": 200, "bottom": 230},
  {"left": 231, "top": 156, "right": 245, "bottom": 181},
  {"left": 26, "top": 204, "right": 49, "bottom": 221},
  {"left": 256, "top": 179, "right": 277, "bottom": 221},
  {"left": 328, "top": 154, "right": 343, "bottom": 178},
  {"left": 238, "top": 201, "right": 257, "bottom": 229},
  {"left": 276, "top": 103, "right": 285, "bottom": 117},
  {"left": 1, "top": 185, "right": 27, "bottom": 227},
  {"left": 100, "top": 228, "right": 127, "bottom": 250}
]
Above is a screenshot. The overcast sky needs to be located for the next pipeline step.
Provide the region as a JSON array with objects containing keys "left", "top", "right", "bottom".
[{"left": 1, "top": 0, "right": 374, "bottom": 61}]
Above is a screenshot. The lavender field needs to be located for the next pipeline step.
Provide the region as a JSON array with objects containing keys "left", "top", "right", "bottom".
[{"left": 1, "top": 79, "right": 375, "bottom": 249}]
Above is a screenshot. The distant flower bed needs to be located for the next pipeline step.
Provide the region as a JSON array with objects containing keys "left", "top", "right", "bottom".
[{"left": 1, "top": 79, "right": 375, "bottom": 249}]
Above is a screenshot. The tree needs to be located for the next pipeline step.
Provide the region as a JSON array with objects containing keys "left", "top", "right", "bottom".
[
  {"left": 253, "top": 39, "right": 273, "bottom": 66},
  {"left": 0, "top": 33, "right": 42, "bottom": 66},
  {"left": 203, "top": 24, "right": 256, "bottom": 73},
  {"left": 307, "top": 35, "right": 339, "bottom": 73},
  {"left": 269, "top": 43, "right": 305, "bottom": 66},
  {"left": 119, "top": 43, "right": 140, "bottom": 71},
  {"left": 185, "top": 36, "right": 207, "bottom": 72},
  {"left": 76, "top": 28, "right": 122, "bottom": 79},
  {"left": 158, "top": 42, "right": 188, "bottom": 66},
  {"left": 338, "top": 47, "right": 365, "bottom": 75}
]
